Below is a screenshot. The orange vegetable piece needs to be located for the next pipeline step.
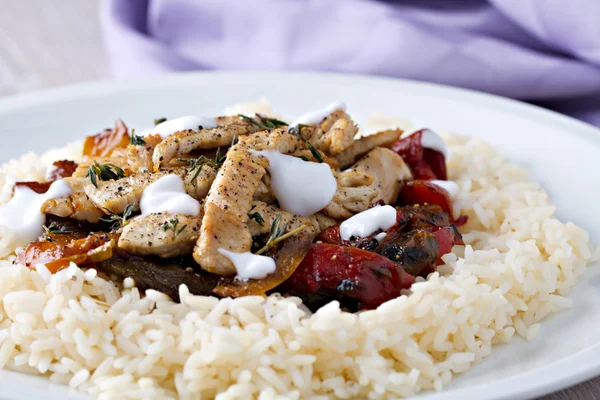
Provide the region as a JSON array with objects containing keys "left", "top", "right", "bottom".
[{"left": 83, "top": 119, "right": 129, "bottom": 158}]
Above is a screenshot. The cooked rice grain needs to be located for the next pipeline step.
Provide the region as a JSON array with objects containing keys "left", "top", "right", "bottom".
[{"left": 0, "top": 123, "right": 596, "bottom": 399}]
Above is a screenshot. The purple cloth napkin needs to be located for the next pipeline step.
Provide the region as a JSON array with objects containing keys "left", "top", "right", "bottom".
[{"left": 101, "top": 0, "right": 600, "bottom": 127}]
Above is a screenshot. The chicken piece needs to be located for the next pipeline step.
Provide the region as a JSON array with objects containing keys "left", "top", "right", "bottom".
[
  {"left": 253, "top": 178, "right": 276, "bottom": 204},
  {"left": 299, "top": 110, "right": 358, "bottom": 156},
  {"left": 71, "top": 154, "right": 129, "bottom": 179},
  {"left": 126, "top": 134, "right": 163, "bottom": 173},
  {"left": 84, "top": 166, "right": 216, "bottom": 215},
  {"left": 247, "top": 201, "right": 337, "bottom": 237},
  {"left": 194, "top": 143, "right": 269, "bottom": 275},
  {"left": 118, "top": 213, "right": 202, "bottom": 258},
  {"left": 322, "top": 170, "right": 379, "bottom": 220},
  {"left": 335, "top": 129, "right": 403, "bottom": 169},
  {"left": 239, "top": 128, "right": 304, "bottom": 153},
  {"left": 352, "top": 147, "right": 412, "bottom": 205},
  {"left": 41, "top": 177, "right": 105, "bottom": 223},
  {"left": 152, "top": 117, "right": 262, "bottom": 170}
]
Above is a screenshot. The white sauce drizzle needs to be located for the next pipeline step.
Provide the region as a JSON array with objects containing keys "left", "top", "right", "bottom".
[
  {"left": 140, "top": 175, "right": 201, "bottom": 216},
  {"left": 251, "top": 150, "right": 337, "bottom": 217},
  {"left": 0, "top": 179, "right": 73, "bottom": 245},
  {"left": 150, "top": 116, "right": 217, "bottom": 139},
  {"left": 374, "top": 232, "right": 387, "bottom": 242},
  {"left": 218, "top": 249, "right": 276, "bottom": 280},
  {"left": 339, "top": 205, "right": 397, "bottom": 240},
  {"left": 430, "top": 180, "right": 460, "bottom": 198},
  {"left": 288, "top": 101, "right": 346, "bottom": 129},
  {"left": 406, "top": 128, "right": 448, "bottom": 157}
]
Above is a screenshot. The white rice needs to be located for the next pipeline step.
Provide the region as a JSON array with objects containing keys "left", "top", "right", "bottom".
[{"left": 0, "top": 106, "right": 596, "bottom": 399}]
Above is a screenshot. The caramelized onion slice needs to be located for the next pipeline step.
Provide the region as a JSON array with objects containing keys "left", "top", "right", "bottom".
[{"left": 213, "top": 233, "right": 314, "bottom": 297}]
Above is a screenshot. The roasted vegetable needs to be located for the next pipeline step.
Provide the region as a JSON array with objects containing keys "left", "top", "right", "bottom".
[
  {"left": 95, "top": 252, "right": 219, "bottom": 302},
  {"left": 214, "top": 233, "right": 313, "bottom": 297},
  {"left": 83, "top": 119, "right": 129, "bottom": 157},
  {"left": 398, "top": 180, "right": 454, "bottom": 215},
  {"left": 391, "top": 129, "right": 447, "bottom": 180},
  {"left": 283, "top": 243, "right": 415, "bottom": 311},
  {"left": 16, "top": 231, "right": 118, "bottom": 273},
  {"left": 47, "top": 160, "right": 78, "bottom": 181}
]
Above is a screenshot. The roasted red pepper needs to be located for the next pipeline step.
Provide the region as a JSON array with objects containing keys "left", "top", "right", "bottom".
[
  {"left": 398, "top": 180, "right": 453, "bottom": 214},
  {"left": 283, "top": 243, "right": 415, "bottom": 311},
  {"left": 391, "top": 129, "right": 447, "bottom": 180}
]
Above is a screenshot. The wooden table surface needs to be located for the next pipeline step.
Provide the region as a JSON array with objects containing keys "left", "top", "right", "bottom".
[{"left": 0, "top": 1, "right": 597, "bottom": 399}]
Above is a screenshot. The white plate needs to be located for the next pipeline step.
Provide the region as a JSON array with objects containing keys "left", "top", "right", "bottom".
[{"left": 0, "top": 71, "right": 599, "bottom": 400}]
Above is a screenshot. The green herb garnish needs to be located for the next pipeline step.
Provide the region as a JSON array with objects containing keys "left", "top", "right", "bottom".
[
  {"left": 295, "top": 155, "right": 309, "bottom": 162},
  {"left": 42, "top": 222, "right": 72, "bottom": 242},
  {"left": 238, "top": 114, "right": 288, "bottom": 130},
  {"left": 160, "top": 217, "right": 187, "bottom": 236},
  {"left": 154, "top": 117, "right": 167, "bottom": 126},
  {"left": 130, "top": 129, "right": 146, "bottom": 146},
  {"left": 256, "top": 214, "right": 306, "bottom": 255},
  {"left": 86, "top": 162, "right": 125, "bottom": 188},
  {"left": 101, "top": 203, "right": 135, "bottom": 231},
  {"left": 307, "top": 142, "right": 324, "bottom": 163},
  {"left": 178, "top": 149, "right": 226, "bottom": 180},
  {"left": 248, "top": 211, "right": 265, "bottom": 226}
]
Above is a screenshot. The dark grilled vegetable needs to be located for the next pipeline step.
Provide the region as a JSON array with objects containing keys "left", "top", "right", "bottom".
[{"left": 95, "top": 252, "right": 219, "bottom": 302}]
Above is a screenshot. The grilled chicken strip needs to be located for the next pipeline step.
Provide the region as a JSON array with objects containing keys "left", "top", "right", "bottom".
[
  {"left": 84, "top": 166, "right": 217, "bottom": 215},
  {"left": 118, "top": 213, "right": 202, "bottom": 258},
  {"left": 41, "top": 177, "right": 105, "bottom": 223},
  {"left": 195, "top": 130, "right": 304, "bottom": 276},
  {"left": 152, "top": 116, "right": 263, "bottom": 170},
  {"left": 322, "top": 170, "right": 379, "bottom": 220},
  {"left": 298, "top": 110, "right": 358, "bottom": 157},
  {"left": 194, "top": 142, "right": 269, "bottom": 275},
  {"left": 352, "top": 147, "right": 412, "bottom": 205},
  {"left": 335, "top": 129, "right": 403, "bottom": 169},
  {"left": 247, "top": 201, "right": 337, "bottom": 237},
  {"left": 126, "top": 134, "right": 163, "bottom": 173}
]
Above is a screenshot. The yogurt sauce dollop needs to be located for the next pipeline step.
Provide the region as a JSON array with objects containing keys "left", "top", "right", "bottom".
[
  {"left": 151, "top": 116, "right": 217, "bottom": 139},
  {"left": 339, "top": 205, "right": 397, "bottom": 240},
  {"left": 140, "top": 175, "right": 201, "bottom": 216},
  {"left": 251, "top": 150, "right": 337, "bottom": 217},
  {"left": 406, "top": 128, "right": 448, "bottom": 158},
  {"left": 430, "top": 180, "right": 460, "bottom": 198},
  {"left": 218, "top": 249, "right": 276, "bottom": 280},
  {"left": 288, "top": 101, "right": 346, "bottom": 129},
  {"left": 0, "top": 179, "right": 73, "bottom": 245}
]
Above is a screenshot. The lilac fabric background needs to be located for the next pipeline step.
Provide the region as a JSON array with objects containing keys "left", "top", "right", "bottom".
[{"left": 101, "top": 0, "right": 600, "bottom": 127}]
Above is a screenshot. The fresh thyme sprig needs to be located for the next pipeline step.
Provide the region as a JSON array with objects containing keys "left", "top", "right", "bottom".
[
  {"left": 160, "top": 217, "right": 187, "bottom": 236},
  {"left": 255, "top": 215, "right": 306, "bottom": 255},
  {"left": 154, "top": 117, "right": 167, "bottom": 126},
  {"left": 86, "top": 162, "right": 125, "bottom": 188},
  {"left": 101, "top": 203, "right": 135, "bottom": 231},
  {"left": 178, "top": 149, "right": 226, "bottom": 180},
  {"left": 307, "top": 142, "right": 324, "bottom": 163},
  {"left": 42, "top": 222, "right": 72, "bottom": 242},
  {"left": 248, "top": 211, "right": 265, "bottom": 226},
  {"left": 238, "top": 114, "right": 288, "bottom": 130},
  {"left": 130, "top": 128, "right": 146, "bottom": 146}
]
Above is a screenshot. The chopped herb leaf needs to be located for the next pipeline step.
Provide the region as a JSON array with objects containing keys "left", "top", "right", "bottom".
[
  {"left": 176, "top": 224, "right": 187, "bottom": 236},
  {"left": 86, "top": 162, "right": 125, "bottom": 188},
  {"left": 248, "top": 211, "right": 265, "bottom": 226},
  {"left": 161, "top": 217, "right": 179, "bottom": 232},
  {"left": 101, "top": 203, "right": 135, "bottom": 231},
  {"left": 154, "top": 117, "right": 167, "bottom": 126},
  {"left": 178, "top": 150, "right": 226, "bottom": 180},
  {"left": 238, "top": 114, "right": 288, "bottom": 130},
  {"left": 256, "top": 214, "right": 306, "bottom": 255},
  {"left": 307, "top": 142, "right": 324, "bottom": 163},
  {"left": 295, "top": 155, "right": 309, "bottom": 162},
  {"left": 129, "top": 128, "right": 146, "bottom": 146},
  {"left": 42, "top": 222, "right": 71, "bottom": 241}
]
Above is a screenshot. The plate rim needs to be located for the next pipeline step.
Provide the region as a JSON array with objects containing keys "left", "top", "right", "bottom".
[{"left": 0, "top": 70, "right": 599, "bottom": 400}]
